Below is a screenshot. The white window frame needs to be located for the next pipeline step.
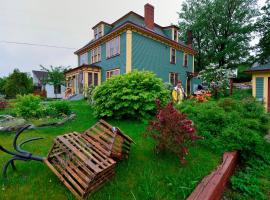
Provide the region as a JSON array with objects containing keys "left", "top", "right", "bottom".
[
  {"left": 172, "top": 28, "right": 179, "bottom": 42},
  {"left": 106, "top": 36, "right": 120, "bottom": 59},
  {"left": 183, "top": 53, "right": 188, "bottom": 67},
  {"left": 79, "top": 52, "right": 88, "bottom": 65},
  {"left": 106, "top": 68, "right": 120, "bottom": 80},
  {"left": 94, "top": 25, "right": 104, "bottom": 40},
  {"left": 170, "top": 48, "right": 176, "bottom": 64},
  {"left": 91, "top": 46, "right": 101, "bottom": 64},
  {"left": 169, "top": 72, "right": 178, "bottom": 86}
]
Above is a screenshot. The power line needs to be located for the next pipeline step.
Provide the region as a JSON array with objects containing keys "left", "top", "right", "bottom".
[{"left": 0, "top": 40, "right": 76, "bottom": 50}]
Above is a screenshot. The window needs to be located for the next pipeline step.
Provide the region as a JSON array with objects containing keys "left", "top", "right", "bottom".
[
  {"left": 170, "top": 48, "right": 176, "bottom": 64},
  {"left": 173, "top": 29, "right": 178, "bottom": 42},
  {"left": 106, "top": 69, "right": 120, "bottom": 79},
  {"left": 106, "top": 36, "right": 120, "bottom": 58},
  {"left": 79, "top": 53, "right": 88, "bottom": 65},
  {"left": 169, "top": 72, "right": 178, "bottom": 86},
  {"left": 94, "top": 25, "right": 103, "bottom": 40},
  {"left": 88, "top": 72, "right": 99, "bottom": 86},
  {"left": 54, "top": 85, "right": 61, "bottom": 94},
  {"left": 184, "top": 53, "right": 188, "bottom": 67},
  {"left": 256, "top": 77, "right": 264, "bottom": 101},
  {"left": 91, "top": 46, "right": 101, "bottom": 63}
]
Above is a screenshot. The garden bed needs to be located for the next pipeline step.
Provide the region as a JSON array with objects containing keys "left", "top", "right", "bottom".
[{"left": 0, "top": 100, "right": 220, "bottom": 200}]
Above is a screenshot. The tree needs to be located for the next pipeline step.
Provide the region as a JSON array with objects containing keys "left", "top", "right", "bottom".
[
  {"left": 179, "top": 0, "right": 259, "bottom": 71},
  {"left": 4, "top": 69, "right": 33, "bottom": 98},
  {"left": 198, "top": 64, "right": 233, "bottom": 97},
  {"left": 40, "top": 65, "right": 67, "bottom": 98},
  {"left": 0, "top": 77, "right": 7, "bottom": 95},
  {"left": 257, "top": 0, "right": 270, "bottom": 63}
]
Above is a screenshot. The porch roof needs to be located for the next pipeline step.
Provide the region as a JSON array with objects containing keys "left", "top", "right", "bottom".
[{"left": 64, "top": 64, "right": 101, "bottom": 75}]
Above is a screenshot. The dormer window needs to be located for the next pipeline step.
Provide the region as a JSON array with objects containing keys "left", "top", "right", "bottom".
[
  {"left": 94, "top": 25, "right": 103, "bottom": 40},
  {"left": 172, "top": 28, "right": 178, "bottom": 42}
]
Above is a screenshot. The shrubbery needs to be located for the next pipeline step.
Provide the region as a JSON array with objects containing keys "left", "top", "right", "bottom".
[
  {"left": 93, "top": 70, "right": 170, "bottom": 120},
  {"left": 15, "top": 94, "right": 43, "bottom": 118},
  {"left": 15, "top": 94, "right": 71, "bottom": 118},
  {"left": 177, "top": 97, "right": 269, "bottom": 160},
  {"left": 178, "top": 96, "right": 270, "bottom": 199},
  {"left": 0, "top": 97, "right": 8, "bottom": 109},
  {"left": 147, "top": 100, "right": 201, "bottom": 164}
]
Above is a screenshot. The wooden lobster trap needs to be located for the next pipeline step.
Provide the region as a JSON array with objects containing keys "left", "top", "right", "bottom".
[{"left": 45, "top": 120, "right": 134, "bottom": 199}]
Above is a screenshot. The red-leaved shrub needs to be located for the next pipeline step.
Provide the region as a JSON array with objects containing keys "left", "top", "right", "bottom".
[
  {"left": 147, "top": 100, "right": 202, "bottom": 164},
  {"left": 0, "top": 101, "right": 8, "bottom": 109}
]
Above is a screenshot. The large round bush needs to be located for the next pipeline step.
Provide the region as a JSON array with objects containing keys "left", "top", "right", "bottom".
[{"left": 93, "top": 70, "right": 170, "bottom": 120}]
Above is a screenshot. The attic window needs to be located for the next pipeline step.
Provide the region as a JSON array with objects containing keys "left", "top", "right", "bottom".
[
  {"left": 173, "top": 28, "right": 178, "bottom": 42},
  {"left": 94, "top": 25, "right": 103, "bottom": 40}
]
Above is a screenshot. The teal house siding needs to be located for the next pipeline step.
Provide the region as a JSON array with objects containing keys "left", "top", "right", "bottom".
[
  {"left": 132, "top": 32, "right": 193, "bottom": 89},
  {"left": 73, "top": 4, "right": 199, "bottom": 93},
  {"left": 103, "top": 25, "right": 112, "bottom": 35},
  {"left": 88, "top": 32, "right": 126, "bottom": 81},
  {"left": 256, "top": 77, "right": 264, "bottom": 101}
]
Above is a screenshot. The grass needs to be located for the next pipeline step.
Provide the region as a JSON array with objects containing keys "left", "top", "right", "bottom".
[{"left": 0, "top": 100, "right": 220, "bottom": 200}]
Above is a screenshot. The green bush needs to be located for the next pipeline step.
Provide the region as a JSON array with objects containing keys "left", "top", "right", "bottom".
[
  {"left": 230, "top": 171, "right": 265, "bottom": 199},
  {"left": 93, "top": 70, "right": 170, "bottom": 120},
  {"left": 86, "top": 85, "right": 96, "bottom": 105},
  {"left": 15, "top": 94, "right": 43, "bottom": 118},
  {"left": 177, "top": 97, "right": 269, "bottom": 160},
  {"left": 15, "top": 95, "right": 71, "bottom": 119},
  {"left": 48, "top": 101, "right": 71, "bottom": 116}
]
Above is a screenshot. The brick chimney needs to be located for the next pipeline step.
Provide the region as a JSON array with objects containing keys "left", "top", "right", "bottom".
[
  {"left": 144, "top": 4, "right": 154, "bottom": 30},
  {"left": 187, "top": 30, "right": 193, "bottom": 48}
]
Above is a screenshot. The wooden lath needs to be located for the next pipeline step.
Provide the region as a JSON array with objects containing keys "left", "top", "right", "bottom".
[{"left": 45, "top": 120, "right": 134, "bottom": 199}]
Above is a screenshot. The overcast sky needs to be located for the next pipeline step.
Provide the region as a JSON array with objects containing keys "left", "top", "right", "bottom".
[{"left": 0, "top": 0, "right": 267, "bottom": 77}]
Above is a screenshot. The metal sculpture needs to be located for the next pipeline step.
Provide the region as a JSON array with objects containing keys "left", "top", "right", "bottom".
[{"left": 0, "top": 125, "right": 45, "bottom": 178}]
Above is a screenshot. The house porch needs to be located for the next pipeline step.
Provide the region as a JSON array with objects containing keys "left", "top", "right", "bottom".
[{"left": 64, "top": 64, "right": 101, "bottom": 98}]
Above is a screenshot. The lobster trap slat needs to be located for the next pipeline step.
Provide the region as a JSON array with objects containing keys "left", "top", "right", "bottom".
[{"left": 45, "top": 120, "right": 134, "bottom": 199}]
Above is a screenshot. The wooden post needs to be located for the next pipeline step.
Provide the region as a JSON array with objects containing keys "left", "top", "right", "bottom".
[{"left": 230, "top": 78, "right": 233, "bottom": 96}]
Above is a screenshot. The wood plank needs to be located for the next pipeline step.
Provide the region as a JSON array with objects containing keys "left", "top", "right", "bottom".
[
  {"left": 44, "top": 159, "right": 83, "bottom": 200},
  {"left": 81, "top": 134, "right": 110, "bottom": 157},
  {"left": 68, "top": 133, "right": 109, "bottom": 169},
  {"left": 51, "top": 159, "right": 85, "bottom": 196},
  {"left": 57, "top": 135, "right": 101, "bottom": 173},
  {"left": 55, "top": 155, "right": 88, "bottom": 189}
]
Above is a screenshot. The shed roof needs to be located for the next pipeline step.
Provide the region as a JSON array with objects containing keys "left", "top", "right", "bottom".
[
  {"left": 246, "top": 61, "right": 270, "bottom": 73},
  {"left": 32, "top": 70, "right": 48, "bottom": 80}
]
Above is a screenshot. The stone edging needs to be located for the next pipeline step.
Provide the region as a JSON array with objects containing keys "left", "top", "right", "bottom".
[
  {"left": 0, "top": 113, "right": 76, "bottom": 132},
  {"left": 187, "top": 151, "right": 238, "bottom": 200}
]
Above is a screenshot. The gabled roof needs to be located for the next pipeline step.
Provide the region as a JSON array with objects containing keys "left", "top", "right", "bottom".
[
  {"left": 32, "top": 70, "right": 48, "bottom": 80},
  {"left": 75, "top": 21, "right": 196, "bottom": 55},
  {"left": 64, "top": 64, "right": 101, "bottom": 75},
  {"left": 245, "top": 61, "right": 270, "bottom": 73},
  {"left": 76, "top": 11, "right": 193, "bottom": 55}
]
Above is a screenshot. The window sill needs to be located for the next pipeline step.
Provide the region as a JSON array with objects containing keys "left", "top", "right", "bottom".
[
  {"left": 170, "top": 61, "right": 176, "bottom": 64},
  {"left": 106, "top": 53, "right": 120, "bottom": 60},
  {"left": 91, "top": 60, "right": 101, "bottom": 64}
]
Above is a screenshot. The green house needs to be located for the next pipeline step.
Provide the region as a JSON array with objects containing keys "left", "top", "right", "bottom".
[{"left": 64, "top": 4, "right": 198, "bottom": 97}]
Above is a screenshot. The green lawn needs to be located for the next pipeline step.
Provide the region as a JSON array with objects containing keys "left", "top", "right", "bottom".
[{"left": 0, "top": 100, "right": 220, "bottom": 200}]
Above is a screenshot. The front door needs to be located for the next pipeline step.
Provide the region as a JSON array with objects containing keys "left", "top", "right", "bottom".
[
  {"left": 187, "top": 78, "right": 191, "bottom": 95},
  {"left": 267, "top": 77, "right": 270, "bottom": 112}
]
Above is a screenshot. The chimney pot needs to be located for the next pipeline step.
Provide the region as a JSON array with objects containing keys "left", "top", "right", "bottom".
[{"left": 144, "top": 4, "right": 154, "bottom": 30}]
